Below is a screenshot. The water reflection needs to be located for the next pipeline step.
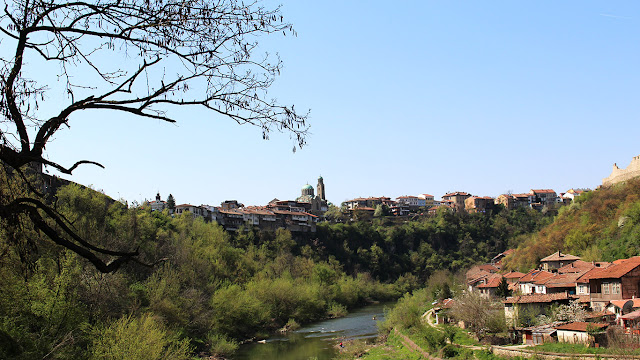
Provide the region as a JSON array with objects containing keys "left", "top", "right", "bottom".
[{"left": 232, "top": 302, "right": 389, "bottom": 360}]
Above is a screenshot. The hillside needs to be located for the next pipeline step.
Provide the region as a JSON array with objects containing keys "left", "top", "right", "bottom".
[{"left": 504, "top": 177, "right": 640, "bottom": 272}]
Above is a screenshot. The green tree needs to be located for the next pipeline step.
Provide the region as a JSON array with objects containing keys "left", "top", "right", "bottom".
[
  {"left": 166, "top": 194, "right": 176, "bottom": 212},
  {"left": 90, "top": 314, "right": 192, "bottom": 360},
  {"left": 374, "top": 204, "right": 390, "bottom": 217},
  {"left": 449, "top": 290, "right": 504, "bottom": 339},
  {"left": 495, "top": 277, "right": 511, "bottom": 298}
]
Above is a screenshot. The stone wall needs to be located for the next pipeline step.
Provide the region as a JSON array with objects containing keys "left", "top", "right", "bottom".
[{"left": 603, "top": 155, "right": 640, "bottom": 187}]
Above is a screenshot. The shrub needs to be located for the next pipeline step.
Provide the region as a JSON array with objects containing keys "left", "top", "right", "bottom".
[
  {"left": 327, "top": 302, "right": 348, "bottom": 318},
  {"left": 89, "top": 314, "right": 192, "bottom": 360},
  {"left": 206, "top": 332, "right": 238, "bottom": 357}
]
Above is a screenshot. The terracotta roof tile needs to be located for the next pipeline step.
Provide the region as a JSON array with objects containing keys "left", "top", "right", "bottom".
[
  {"left": 478, "top": 264, "right": 499, "bottom": 272},
  {"left": 442, "top": 192, "right": 470, "bottom": 197},
  {"left": 555, "top": 322, "right": 608, "bottom": 332},
  {"left": 543, "top": 273, "right": 582, "bottom": 288},
  {"left": 478, "top": 276, "right": 503, "bottom": 288},
  {"left": 557, "top": 260, "right": 598, "bottom": 274},
  {"left": 519, "top": 269, "right": 555, "bottom": 283},
  {"left": 503, "top": 271, "right": 525, "bottom": 279},
  {"left": 586, "top": 257, "right": 640, "bottom": 280},
  {"left": 610, "top": 298, "right": 640, "bottom": 309},
  {"left": 503, "top": 292, "right": 572, "bottom": 304},
  {"left": 531, "top": 189, "right": 557, "bottom": 194},
  {"left": 540, "top": 251, "right": 581, "bottom": 262}
]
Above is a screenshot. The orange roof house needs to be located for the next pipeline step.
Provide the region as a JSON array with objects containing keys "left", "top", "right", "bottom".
[
  {"left": 518, "top": 270, "right": 555, "bottom": 294},
  {"left": 586, "top": 257, "right": 640, "bottom": 312},
  {"left": 540, "top": 251, "right": 581, "bottom": 272}
]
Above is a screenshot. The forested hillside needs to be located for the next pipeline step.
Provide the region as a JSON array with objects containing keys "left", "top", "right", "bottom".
[
  {"left": 307, "top": 207, "right": 551, "bottom": 281},
  {"left": 505, "top": 178, "right": 640, "bottom": 272},
  {"left": 0, "top": 180, "right": 551, "bottom": 359}
]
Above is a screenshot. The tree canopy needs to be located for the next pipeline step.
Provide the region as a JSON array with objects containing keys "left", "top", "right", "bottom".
[{"left": 0, "top": 0, "right": 308, "bottom": 272}]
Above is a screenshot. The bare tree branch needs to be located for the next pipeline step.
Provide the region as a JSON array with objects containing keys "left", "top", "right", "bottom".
[{"left": 0, "top": 0, "right": 308, "bottom": 272}]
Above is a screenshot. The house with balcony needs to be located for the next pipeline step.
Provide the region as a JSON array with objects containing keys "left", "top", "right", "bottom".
[
  {"left": 518, "top": 269, "right": 555, "bottom": 294},
  {"left": 503, "top": 292, "right": 579, "bottom": 327},
  {"left": 585, "top": 257, "right": 640, "bottom": 312}
]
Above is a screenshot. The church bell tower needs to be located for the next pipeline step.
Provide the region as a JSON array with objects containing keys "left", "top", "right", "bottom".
[{"left": 317, "top": 176, "right": 325, "bottom": 201}]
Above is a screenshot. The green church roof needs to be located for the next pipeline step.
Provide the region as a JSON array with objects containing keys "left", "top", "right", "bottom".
[{"left": 302, "top": 184, "right": 313, "bottom": 190}]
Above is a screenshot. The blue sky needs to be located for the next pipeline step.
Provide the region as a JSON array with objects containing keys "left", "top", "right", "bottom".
[{"left": 44, "top": 1, "right": 640, "bottom": 207}]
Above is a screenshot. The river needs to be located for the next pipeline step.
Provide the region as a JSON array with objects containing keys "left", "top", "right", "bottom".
[{"left": 232, "top": 302, "right": 392, "bottom": 360}]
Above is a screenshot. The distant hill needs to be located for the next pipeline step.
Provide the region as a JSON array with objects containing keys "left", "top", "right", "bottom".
[{"left": 504, "top": 177, "right": 640, "bottom": 272}]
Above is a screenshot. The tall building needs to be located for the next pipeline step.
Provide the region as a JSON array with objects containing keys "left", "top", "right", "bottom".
[
  {"left": 296, "top": 176, "right": 329, "bottom": 215},
  {"left": 317, "top": 176, "right": 326, "bottom": 201}
]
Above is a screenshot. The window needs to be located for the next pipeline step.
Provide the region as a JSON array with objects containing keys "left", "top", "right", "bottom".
[
  {"left": 612, "top": 283, "right": 621, "bottom": 295},
  {"left": 603, "top": 283, "right": 610, "bottom": 295}
]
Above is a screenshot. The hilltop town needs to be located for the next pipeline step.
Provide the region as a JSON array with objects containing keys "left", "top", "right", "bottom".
[
  {"left": 139, "top": 154, "right": 640, "bottom": 234},
  {"left": 144, "top": 178, "right": 588, "bottom": 233}
]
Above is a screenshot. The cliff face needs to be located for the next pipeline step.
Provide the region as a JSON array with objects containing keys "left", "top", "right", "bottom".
[{"left": 603, "top": 155, "right": 640, "bottom": 187}]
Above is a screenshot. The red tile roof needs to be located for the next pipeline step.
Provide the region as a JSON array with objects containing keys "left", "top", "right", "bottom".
[
  {"left": 503, "top": 292, "right": 573, "bottom": 304},
  {"left": 503, "top": 271, "right": 525, "bottom": 279},
  {"left": 610, "top": 298, "right": 640, "bottom": 309},
  {"left": 557, "top": 260, "right": 598, "bottom": 274},
  {"left": 478, "top": 264, "right": 499, "bottom": 273},
  {"left": 620, "top": 309, "right": 640, "bottom": 320},
  {"left": 443, "top": 192, "right": 470, "bottom": 197},
  {"left": 467, "top": 269, "right": 492, "bottom": 283},
  {"left": 586, "top": 256, "right": 640, "bottom": 280},
  {"left": 349, "top": 207, "right": 375, "bottom": 211},
  {"left": 555, "top": 322, "right": 608, "bottom": 332},
  {"left": 540, "top": 251, "right": 581, "bottom": 262},
  {"left": 478, "top": 276, "right": 503, "bottom": 288},
  {"left": 576, "top": 266, "right": 609, "bottom": 283},
  {"left": 585, "top": 310, "right": 615, "bottom": 319},
  {"left": 519, "top": 269, "right": 555, "bottom": 283},
  {"left": 543, "top": 273, "right": 582, "bottom": 288},
  {"left": 531, "top": 189, "right": 557, "bottom": 194},
  {"left": 575, "top": 295, "right": 590, "bottom": 303}
]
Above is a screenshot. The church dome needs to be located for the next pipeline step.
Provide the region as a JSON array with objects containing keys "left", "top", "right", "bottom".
[{"left": 302, "top": 184, "right": 313, "bottom": 190}]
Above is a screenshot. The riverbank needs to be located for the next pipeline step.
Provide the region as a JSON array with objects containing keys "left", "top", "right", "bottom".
[{"left": 231, "top": 302, "right": 392, "bottom": 360}]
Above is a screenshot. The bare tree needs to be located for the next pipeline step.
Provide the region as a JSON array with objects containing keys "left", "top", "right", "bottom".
[
  {"left": 0, "top": 0, "right": 309, "bottom": 272},
  {"left": 449, "top": 291, "right": 505, "bottom": 339}
]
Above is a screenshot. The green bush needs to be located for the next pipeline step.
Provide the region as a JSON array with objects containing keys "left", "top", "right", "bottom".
[
  {"left": 327, "top": 302, "right": 348, "bottom": 318},
  {"left": 206, "top": 332, "right": 238, "bottom": 357},
  {"left": 440, "top": 344, "right": 458, "bottom": 358},
  {"left": 89, "top": 314, "right": 192, "bottom": 360}
]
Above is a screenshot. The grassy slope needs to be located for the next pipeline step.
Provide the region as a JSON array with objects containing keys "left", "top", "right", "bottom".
[{"left": 504, "top": 178, "right": 640, "bottom": 272}]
